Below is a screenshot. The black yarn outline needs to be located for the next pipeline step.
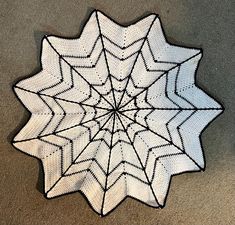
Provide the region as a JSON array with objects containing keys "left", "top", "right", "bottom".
[{"left": 11, "top": 9, "right": 225, "bottom": 217}]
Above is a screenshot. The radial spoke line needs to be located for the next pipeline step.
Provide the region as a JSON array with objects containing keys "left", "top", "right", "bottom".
[
  {"left": 14, "top": 85, "right": 111, "bottom": 111},
  {"left": 113, "top": 118, "right": 127, "bottom": 193},
  {"left": 120, "top": 107, "right": 223, "bottom": 112},
  {"left": 96, "top": 12, "right": 117, "bottom": 109},
  {"left": 121, "top": 107, "right": 178, "bottom": 112},
  {"left": 45, "top": 36, "right": 115, "bottom": 109},
  {"left": 100, "top": 112, "right": 116, "bottom": 215},
  {"left": 13, "top": 111, "right": 112, "bottom": 143},
  {"left": 118, "top": 51, "right": 202, "bottom": 110},
  {"left": 45, "top": 113, "right": 114, "bottom": 195},
  {"left": 116, "top": 16, "right": 158, "bottom": 108},
  {"left": 116, "top": 112, "right": 161, "bottom": 206},
  {"left": 118, "top": 111, "right": 203, "bottom": 170}
]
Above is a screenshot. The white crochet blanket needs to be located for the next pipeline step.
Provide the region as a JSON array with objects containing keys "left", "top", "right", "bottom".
[{"left": 13, "top": 10, "right": 223, "bottom": 216}]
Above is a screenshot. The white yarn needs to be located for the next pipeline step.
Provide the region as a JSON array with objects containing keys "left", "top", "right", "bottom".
[{"left": 13, "top": 10, "right": 223, "bottom": 216}]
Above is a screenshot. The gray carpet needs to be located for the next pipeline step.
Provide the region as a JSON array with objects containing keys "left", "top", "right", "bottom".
[{"left": 0, "top": 1, "right": 234, "bottom": 224}]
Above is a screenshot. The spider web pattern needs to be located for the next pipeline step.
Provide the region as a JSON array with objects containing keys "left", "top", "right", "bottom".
[{"left": 12, "top": 10, "right": 224, "bottom": 216}]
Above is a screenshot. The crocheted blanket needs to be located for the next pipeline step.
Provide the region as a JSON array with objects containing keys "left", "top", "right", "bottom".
[{"left": 12, "top": 10, "right": 223, "bottom": 216}]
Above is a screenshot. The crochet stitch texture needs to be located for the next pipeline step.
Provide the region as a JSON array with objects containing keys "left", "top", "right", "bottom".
[{"left": 12, "top": 10, "right": 223, "bottom": 216}]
